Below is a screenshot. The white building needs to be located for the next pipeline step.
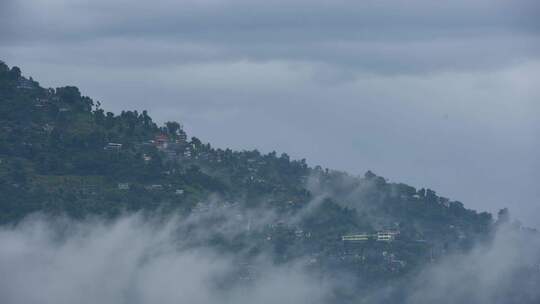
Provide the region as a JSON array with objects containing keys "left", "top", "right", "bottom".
[
  {"left": 143, "top": 154, "right": 152, "bottom": 163},
  {"left": 376, "top": 231, "right": 399, "bottom": 242},
  {"left": 342, "top": 233, "right": 370, "bottom": 241},
  {"left": 17, "top": 78, "right": 35, "bottom": 90},
  {"left": 118, "top": 183, "right": 130, "bottom": 190},
  {"left": 104, "top": 143, "right": 122, "bottom": 151},
  {"left": 145, "top": 184, "right": 163, "bottom": 191},
  {"left": 342, "top": 230, "right": 399, "bottom": 242}
]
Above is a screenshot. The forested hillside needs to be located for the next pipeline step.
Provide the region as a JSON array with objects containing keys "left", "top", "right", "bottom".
[{"left": 1, "top": 61, "right": 537, "bottom": 302}]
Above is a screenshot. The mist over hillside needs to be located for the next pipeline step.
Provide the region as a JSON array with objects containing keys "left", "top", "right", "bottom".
[
  {"left": 1, "top": 61, "right": 539, "bottom": 303},
  {"left": 1, "top": 213, "right": 538, "bottom": 304}
]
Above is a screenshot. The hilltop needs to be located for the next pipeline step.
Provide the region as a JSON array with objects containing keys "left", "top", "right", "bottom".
[{"left": 2, "top": 60, "right": 530, "bottom": 295}]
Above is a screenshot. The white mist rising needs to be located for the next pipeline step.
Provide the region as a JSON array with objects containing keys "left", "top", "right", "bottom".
[
  {"left": 1, "top": 211, "right": 538, "bottom": 304},
  {"left": 0, "top": 214, "right": 330, "bottom": 304}
]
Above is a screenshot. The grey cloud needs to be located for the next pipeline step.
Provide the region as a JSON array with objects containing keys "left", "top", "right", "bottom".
[
  {"left": 2, "top": 0, "right": 540, "bottom": 74},
  {"left": 405, "top": 225, "right": 540, "bottom": 304},
  {"left": 1, "top": 212, "right": 539, "bottom": 304}
]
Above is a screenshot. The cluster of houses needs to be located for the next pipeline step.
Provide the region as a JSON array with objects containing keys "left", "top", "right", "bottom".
[
  {"left": 116, "top": 182, "right": 184, "bottom": 195},
  {"left": 104, "top": 134, "right": 190, "bottom": 160},
  {"left": 17, "top": 77, "right": 36, "bottom": 90},
  {"left": 244, "top": 158, "right": 268, "bottom": 180},
  {"left": 135, "top": 134, "right": 194, "bottom": 162},
  {"left": 34, "top": 97, "right": 51, "bottom": 108},
  {"left": 27, "top": 86, "right": 62, "bottom": 108}
]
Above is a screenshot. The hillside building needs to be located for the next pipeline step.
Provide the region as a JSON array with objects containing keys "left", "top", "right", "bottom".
[
  {"left": 118, "top": 183, "right": 130, "bottom": 190},
  {"left": 104, "top": 143, "right": 122, "bottom": 151},
  {"left": 17, "top": 78, "right": 35, "bottom": 90},
  {"left": 342, "top": 233, "right": 370, "bottom": 241},
  {"left": 376, "top": 231, "right": 399, "bottom": 242},
  {"left": 342, "top": 230, "right": 400, "bottom": 242}
]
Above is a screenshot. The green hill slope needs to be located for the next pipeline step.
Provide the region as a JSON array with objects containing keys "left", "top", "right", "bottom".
[{"left": 0, "top": 60, "right": 500, "bottom": 280}]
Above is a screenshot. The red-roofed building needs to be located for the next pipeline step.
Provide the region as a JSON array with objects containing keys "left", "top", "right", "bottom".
[{"left": 154, "top": 134, "right": 169, "bottom": 150}]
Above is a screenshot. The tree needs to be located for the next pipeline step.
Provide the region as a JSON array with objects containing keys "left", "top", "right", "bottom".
[
  {"left": 9, "top": 66, "right": 21, "bottom": 80},
  {"left": 364, "top": 170, "right": 376, "bottom": 179},
  {"left": 142, "top": 110, "right": 152, "bottom": 127},
  {"left": 0, "top": 61, "right": 8, "bottom": 73},
  {"left": 56, "top": 86, "right": 81, "bottom": 104},
  {"left": 191, "top": 137, "right": 202, "bottom": 149},
  {"left": 496, "top": 208, "right": 510, "bottom": 225},
  {"left": 426, "top": 189, "right": 437, "bottom": 203},
  {"left": 165, "top": 121, "right": 181, "bottom": 137}
]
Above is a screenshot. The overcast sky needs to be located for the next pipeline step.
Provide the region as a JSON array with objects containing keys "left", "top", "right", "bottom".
[{"left": 1, "top": 0, "right": 539, "bottom": 227}]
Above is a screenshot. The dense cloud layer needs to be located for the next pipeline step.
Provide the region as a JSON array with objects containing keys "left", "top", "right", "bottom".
[
  {"left": 0, "top": 0, "right": 538, "bottom": 226},
  {"left": 406, "top": 226, "right": 540, "bottom": 304},
  {"left": 3, "top": 0, "right": 540, "bottom": 73},
  {"left": 0, "top": 212, "right": 538, "bottom": 304},
  {"left": 0, "top": 214, "right": 330, "bottom": 304}
]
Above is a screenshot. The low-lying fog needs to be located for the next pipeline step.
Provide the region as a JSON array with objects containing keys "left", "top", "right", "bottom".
[{"left": 1, "top": 211, "right": 538, "bottom": 304}]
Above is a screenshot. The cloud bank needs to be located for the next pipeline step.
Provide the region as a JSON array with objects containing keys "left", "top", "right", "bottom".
[
  {"left": 0, "top": 210, "right": 539, "bottom": 304},
  {"left": 0, "top": 213, "right": 330, "bottom": 304}
]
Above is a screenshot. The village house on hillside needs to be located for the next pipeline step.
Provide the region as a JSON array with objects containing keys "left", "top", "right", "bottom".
[
  {"left": 104, "top": 143, "right": 122, "bottom": 151},
  {"left": 342, "top": 230, "right": 400, "bottom": 242},
  {"left": 154, "top": 134, "right": 169, "bottom": 150},
  {"left": 17, "top": 77, "right": 35, "bottom": 90},
  {"left": 117, "top": 183, "right": 130, "bottom": 190}
]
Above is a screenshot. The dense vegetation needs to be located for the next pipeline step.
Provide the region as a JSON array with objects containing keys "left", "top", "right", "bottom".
[{"left": 1, "top": 60, "right": 537, "bottom": 302}]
